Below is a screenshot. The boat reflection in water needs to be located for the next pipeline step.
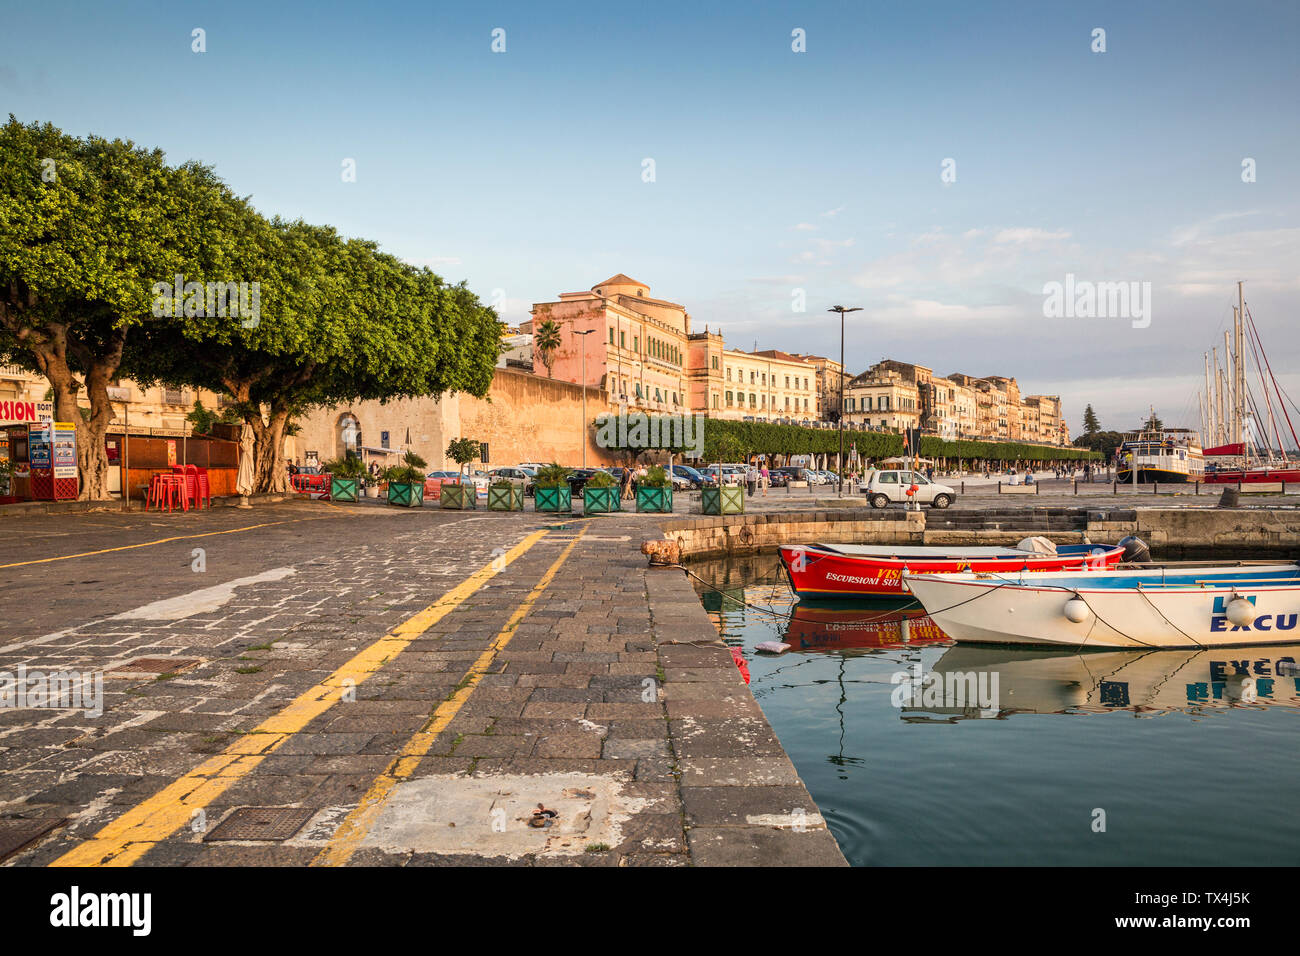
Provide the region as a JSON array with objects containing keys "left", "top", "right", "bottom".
[
  {"left": 903, "top": 644, "right": 1300, "bottom": 722},
  {"left": 784, "top": 601, "right": 951, "bottom": 652}
]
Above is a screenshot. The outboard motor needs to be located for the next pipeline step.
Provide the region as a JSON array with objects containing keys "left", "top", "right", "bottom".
[{"left": 1118, "top": 535, "right": 1151, "bottom": 564}]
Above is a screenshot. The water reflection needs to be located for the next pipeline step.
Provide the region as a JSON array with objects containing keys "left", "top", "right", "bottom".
[{"left": 908, "top": 644, "right": 1300, "bottom": 720}]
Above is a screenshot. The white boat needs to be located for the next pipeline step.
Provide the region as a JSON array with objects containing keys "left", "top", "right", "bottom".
[{"left": 902, "top": 563, "right": 1300, "bottom": 648}]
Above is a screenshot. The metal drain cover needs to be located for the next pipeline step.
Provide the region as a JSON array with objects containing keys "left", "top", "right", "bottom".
[
  {"left": 108, "top": 657, "right": 202, "bottom": 677},
  {"left": 204, "top": 807, "right": 316, "bottom": 842},
  {"left": 0, "top": 817, "right": 65, "bottom": 862}
]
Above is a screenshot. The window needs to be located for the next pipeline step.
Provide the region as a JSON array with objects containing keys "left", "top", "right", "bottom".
[
  {"left": 620, "top": 331, "right": 625, "bottom": 348},
  {"left": 712, "top": 395, "right": 719, "bottom": 409},
  {"left": 750, "top": 371, "right": 755, "bottom": 384},
  {"left": 609, "top": 328, "right": 615, "bottom": 345},
  {"left": 804, "top": 398, "right": 809, "bottom": 409},
  {"left": 633, "top": 336, "right": 639, "bottom": 353},
  {"left": 726, "top": 391, "right": 733, "bottom": 406},
  {"left": 727, "top": 368, "right": 732, "bottom": 381},
  {"left": 163, "top": 388, "right": 185, "bottom": 405},
  {"left": 712, "top": 356, "right": 719, "bottom": 370},
  {"left": 785, "top": 376, "right": 790, "bottom": 388},
  {"left": 879, "top": 472, "right": 899, "bottom": 484}
]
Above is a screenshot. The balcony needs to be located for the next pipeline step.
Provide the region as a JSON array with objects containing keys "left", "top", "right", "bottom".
[{"left": 0, "top": 363, "right": 29, "bottom": 381}]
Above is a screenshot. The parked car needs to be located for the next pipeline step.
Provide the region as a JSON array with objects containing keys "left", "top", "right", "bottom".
[
  {"left": 765, "top": 468, "right": 789, "bottom": 488},
  {"left": 566, "top": 468, "right": 610, "bottom": 498},
  {"left": 671, "top": 464, "right": 708, "bottom": 490},
  {"left": 424, "top": 470, "right": 461, "bottom": 500},
  {"left": 487, "top": 466, "right": 537, "bottom": 496},
  {"left": 864, "top": 469, "right": 956, "bottom": 509},
  {"left": 773, "top": 466, "right": 811, "bottom": 485}
]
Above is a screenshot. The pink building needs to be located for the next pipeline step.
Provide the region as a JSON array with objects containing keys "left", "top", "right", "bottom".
[{"left": 529, "top": 275, "right": 692, "bottom": 413}]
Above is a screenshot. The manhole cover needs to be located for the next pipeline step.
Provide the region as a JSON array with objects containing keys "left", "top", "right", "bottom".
[
  {"left": 107, "top": 657, "right": 202, "bottom": 677},
  {"left": 0, "top": 817, "right": 65, "bottom": 862},
  {"left": 204, "top": 807, "right": 316, "bottom": 842}
]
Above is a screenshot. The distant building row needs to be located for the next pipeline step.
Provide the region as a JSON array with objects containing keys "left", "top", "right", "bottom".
[{"left": 516, "top": 273, "right": 1069, "bottom": 445}]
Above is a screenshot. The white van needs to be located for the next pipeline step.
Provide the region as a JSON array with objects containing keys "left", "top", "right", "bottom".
[{"left": 864, "top": 469, "right": 957, "bottom": 509}]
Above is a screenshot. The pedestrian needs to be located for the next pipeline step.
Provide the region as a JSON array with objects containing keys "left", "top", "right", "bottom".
[
  {"left": 760, "top": 464, "right": 769, "bottom": 496},
  {"left": 620, "top": 465, "right": 633, "bottom": 500}
]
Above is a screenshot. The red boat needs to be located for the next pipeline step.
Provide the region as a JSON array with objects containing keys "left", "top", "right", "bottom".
[
  {"left": 1201, "top": 443, "right": 1300, "bottom": 483},
  {"left": 778, "top": 542, "right": 1125, "bottom": 599}
]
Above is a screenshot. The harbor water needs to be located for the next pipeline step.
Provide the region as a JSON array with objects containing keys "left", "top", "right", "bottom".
[{"left": 689, "top": 553, "right": 1300, "bottom": 866}]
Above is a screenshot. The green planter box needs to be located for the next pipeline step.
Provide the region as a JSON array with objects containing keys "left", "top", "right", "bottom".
[
  {"left": 582, "top": 486, "right": 622, "bottom": 514},
  {"left": 534, "top": 485, "right": 572, "bottom": 513},
  {"left": 635, "top": 485, "right": 674, "bottom": 513},
  {"left": 440, "top": 483, "right": 476, "bottom": 509},
  {"left": 488, "top": 484, "right": 524, "bottom": 511},
  {"left": 386, "top": 481, "right": 424, "bottom": 508},
  {"left": 329, "top": 476, "right": 360, "bottom": 502},
  {"left": 701, "top": 485, "right": 744, "bottom": 515}
]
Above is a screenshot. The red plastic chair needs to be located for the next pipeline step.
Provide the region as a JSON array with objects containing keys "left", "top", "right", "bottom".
[
  {"left": 172, "top": 465, "right": 200, "bottom": 509},
  {"left": 193, "top": 466, "right": 211, "bottom": 508},
  {"left": 146, "top": 473, "right": 187, "bottom": 512}
]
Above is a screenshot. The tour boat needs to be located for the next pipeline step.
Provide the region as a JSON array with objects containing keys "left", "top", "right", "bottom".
[
  {"left": 778, "top": 540, "right": 1124, "bottom": 599},
  {"left": 1116, "top": 428, "right": 1204, "bottom": 484},
  {"left": 903, "top": 563, "right": 1300, "bottom": 649}
]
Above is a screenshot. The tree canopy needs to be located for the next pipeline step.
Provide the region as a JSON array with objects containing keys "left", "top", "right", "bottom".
[{"left": 0, "top": 117, "right": 503, "bottom": 496}]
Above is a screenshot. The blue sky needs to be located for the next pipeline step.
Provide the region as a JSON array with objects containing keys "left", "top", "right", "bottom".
[{"left": 3, "top": 0, "right": 1297, "bottom": 434}]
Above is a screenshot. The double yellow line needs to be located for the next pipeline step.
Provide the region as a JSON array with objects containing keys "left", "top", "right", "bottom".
[
  {"left": 51, "top": 527, "right": 558, "bottom": 867},
  {"left": 312, "top": 526, "right": 587, "bottom": 866}
]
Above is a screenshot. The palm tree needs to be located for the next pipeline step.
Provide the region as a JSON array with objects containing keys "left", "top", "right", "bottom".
[{"left": 534, "top": 319, "right": 562, "bottom": 378}]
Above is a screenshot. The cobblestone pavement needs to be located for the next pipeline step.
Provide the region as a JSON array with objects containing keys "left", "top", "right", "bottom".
[{"left": 0, "top": 501, "right": 844, "bottom": 867}]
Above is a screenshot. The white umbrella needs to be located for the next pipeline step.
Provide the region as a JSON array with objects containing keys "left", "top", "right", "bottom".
[{"left": 236, "top": 421, "right": 255, "bottom": 505}]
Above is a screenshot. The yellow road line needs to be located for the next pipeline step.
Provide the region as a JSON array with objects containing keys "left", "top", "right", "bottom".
[
  {"left": 49, "top": 528, "right": 552, "bottom": 867},
  {"left": 311, "top": 526, "right": 588, "bottom": 867},
  {"left": 0, "top": 517, "right": 331, "bottom": 570}
]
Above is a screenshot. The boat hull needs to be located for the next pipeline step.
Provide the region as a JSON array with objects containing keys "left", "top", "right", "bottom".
[
  {"left": 779, "top": 543, "right": 1123, "bottom": 598},
  {"left": 1115, "top": 467, "right": 1191, "bottom": 484},
  {"left": 1204, "top": 468, "right": 1300, "bottom": 484},
  {"left": 904, "top": 567, "right": 1300, "bottom": 648}
]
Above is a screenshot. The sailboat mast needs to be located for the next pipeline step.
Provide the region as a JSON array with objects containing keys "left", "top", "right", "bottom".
[
  {"left": 1236, "top": 282, "right": 1247, "bottom": 456},
  {"left": 1213, "top": 347, "right": 1224, "bottom": 445},
  {"left": 1203, "top": 351, "right": 1213, "bottom": 443}
]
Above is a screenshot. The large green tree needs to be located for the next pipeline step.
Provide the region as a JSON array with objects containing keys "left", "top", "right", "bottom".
[
  {"left": 0, "top": 117, "right": 248, "bottom": 498},
  {"left": 130, "top": 221, "right": 502, "bottom": 492}
]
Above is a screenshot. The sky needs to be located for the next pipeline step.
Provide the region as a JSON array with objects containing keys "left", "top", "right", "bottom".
[{"left": 2, "top": 0, "right": 1297, "bottom": 436}]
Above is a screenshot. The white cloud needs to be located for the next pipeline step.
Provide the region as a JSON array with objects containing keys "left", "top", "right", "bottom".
[
  {"left": 407, "top": 255, "right": 463, "bottom": 269},
  {"left": 992, "top": 227, "right": 1071, "bottom": 245}
]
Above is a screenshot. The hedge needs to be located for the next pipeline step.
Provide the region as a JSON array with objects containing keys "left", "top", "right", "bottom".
[{"left": 593, "top": 414, "right": 1100, "bottom": 463}]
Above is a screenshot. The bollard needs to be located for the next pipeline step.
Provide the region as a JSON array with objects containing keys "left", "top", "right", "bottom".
[
  {"left": 1153, "top": 482, "right": 1158, "bottom": 495},
  {"left": 1112, "top": 480, "right": 1117, "bottom": 495},
  {"left": 1195, "top": 481, "right": 1200, "bottom": 495},
  {"left": 1073, "top": 479, "right": 1077, "bottom": 495}
]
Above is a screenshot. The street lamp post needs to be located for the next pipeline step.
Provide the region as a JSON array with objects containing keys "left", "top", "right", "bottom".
[
  {"left": 574, "top": 328, "right": 594, "bottom": 469},
  {"left": 828, "top": 305, "right": 862, "bottom": 497}
]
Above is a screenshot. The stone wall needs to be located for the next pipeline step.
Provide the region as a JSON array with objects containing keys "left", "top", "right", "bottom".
[{"left": 289, "top": 367, "right": 619, "bottom": 471}]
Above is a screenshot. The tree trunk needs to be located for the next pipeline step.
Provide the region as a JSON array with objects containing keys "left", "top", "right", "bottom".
[
  {"left": 251, "top": 404, "right": 291, "bottom": 494},
  {"left": 14, "top": 320, "right": 124, "bottom": 501}
]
